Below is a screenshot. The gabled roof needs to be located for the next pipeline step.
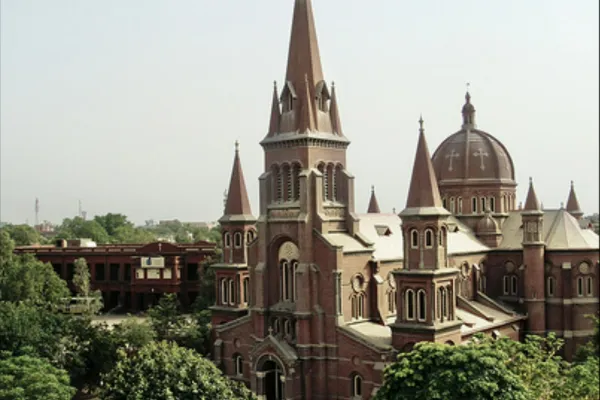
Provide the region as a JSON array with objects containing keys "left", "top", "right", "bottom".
[{"left": 498, "top": 209, "right": 600, "bottom": 250}]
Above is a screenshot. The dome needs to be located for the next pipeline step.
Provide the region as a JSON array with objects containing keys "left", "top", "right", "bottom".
[
  {"left": 432, "top": 128, "right": 515, "bottom": 183},
  {"left": 476, "top": 211, "right": 500, "bottom": 234}
]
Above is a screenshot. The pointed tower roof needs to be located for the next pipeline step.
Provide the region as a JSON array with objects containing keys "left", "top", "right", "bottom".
[
  {"left": 522, "top": 177, "right": 542, "bottom": 213},
  {"left": 329, "top": 81, "right": 343, "bottom": 136},
  {"left": 267, "top": 81, "right": 281, "bottom": 137},
  {"left": 367, "top": 185, "right": 381, "bottom": 213},
  {"left": 401, "top": 116, "right": 450, "bottom": 217},
  {"left": 285, "top": 0, "right": 323, "bottom": 88},
  {"left": 220, "top": 141, "right": 255, "bottom": 223},
  {"left": 565, "top": 180, "right": 584, "bottom": 219}
]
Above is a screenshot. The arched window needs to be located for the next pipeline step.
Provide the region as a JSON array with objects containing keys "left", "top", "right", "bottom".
[
  {"left": 439, "top": 227, "right": 445, "bottom": 246},
  {"left": 245, "top": 230, "right": 254, "bottom": 245},
  {"left": 480, "top": 197, "right": 487, "bottom": 213},
  {"left": 442, "top": 197, "right": 447, "bottom": 210},
  {"left": 489, "top": 196, "right": 496, "bottom": 212},
  {"left": 228, "top": 279, "right": 235, "bottom": 305},
  {"left": 284, "top": 164, "right": 292, "bottom": 201},
  {"left": 293, "top": 163, "right": 301, "bottom": 200},
  {"left": 449, "top": 197, "right": 455, "bottom": 213},
  {"left": 351, "top": 374, "right": 363, "bottom": 398},
  {"left": 472, "top": 197, "right": 478, "bottom": 214},
  {"left": 388, "top": 290, "right": 396, "bottom": 314},
  {"left": 234, "top": 232, "right": 242, "bottom": 248},
  {"left": 577, "top": 277, "right": 584, "bottom": 297},
  {"left": 234, "top": 354, "right": 243, "bottom": 376},
  {"left": 510, "top": 275, "right": 518, "bottom": 295},
  {"left": 318, "top": 163, "right": 327, "bottom": 200},
  {"left": 547, "top": 276, "right": 555, "bottom": 297},
  {"left": 405, "top": 289, "right": 415, "bottom": 321},
  {"left": 243, "top": 277, "right": 250, "bottom": 304},
  {"left": 457, "top": 197, "right": 463, "bottom": 214},
  {"left": 417, "top": 289, "right": 426, "bottom": 321},
  {"left": 272, "top": 165, "right": 283, "bottom": 202},
  {"left": 221, "top": 278, "right": 228, "bottom": 305},
  {"left": 351, "top": 293, "right": 365, "bottom": 320},
  {"left": 503, "top": 275, "right": 510, "bottom": 295},
  {"left": 284, "top": 319, "right": 292, "bottom": 337},
  {"left": 273, "top": 318, "right": 280, "bottom": 334},
  {"left": 439, "top": 287, "right": 448, "bottom": 319},
  {"left": 410, "top": 229, "right": 419, "bottom": 249},
  {"left": 424, "top": 229, "right": 434, "bottom": 248},
  {"left": 224, "top": 232, "right": 231, "bottom": 248},
  {"left": 326, "top": 163, "right": 334, "bottom": 201},
  {"left": 586, "top": 277, "right": 594, "bottom": 297},
  {"left": 334, "top": 164, "right": 343, "bottom": 202},
  {"left": 281, "top": 260, "right": 289, "bottom": 301}
]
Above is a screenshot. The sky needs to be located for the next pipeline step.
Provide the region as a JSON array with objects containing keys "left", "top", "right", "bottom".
[{"left": 1, "top": 0, "right": 598, "bottom": 226}]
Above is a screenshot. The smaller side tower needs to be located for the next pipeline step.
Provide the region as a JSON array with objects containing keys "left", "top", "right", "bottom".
[
  {"left": 367, "top": 185, "right": 381, "bottom": 213},
  {"left": 210, "top": 142, "right": 257, "bottom": 325},
  {"left": 476, "top": 209, "right": 502, "bottom": 247},
  {"left": 391, "top": 117, "right": 462, "bottom": 350},
  {"left": 565, "top": 181, "right": 584, "bottom": 221},
  {"left": 521, "top": 177, "right": 546, "bottom": 335}
]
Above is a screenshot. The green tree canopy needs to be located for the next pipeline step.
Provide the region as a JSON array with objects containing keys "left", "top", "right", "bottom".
[
  {"left": 100, "top": 341, "right": 256, "bottom": 400},
  {"left": 55, "top": 217, "right": 110, "bottom": 244},
  {"left": 93, "top": 213, "right": 133, "bottom": 237},
  {"left": 0, "top": 231, "right": 69, "bottom": 305},
  {"left": 72, "top": 258, "right": 103, "bottom": 315},
  {"left": 0, "top": 224, "right": 44, "bottom": 246},
  {"left": 0, "top": 353, "right": 76, "bottom": 400}
]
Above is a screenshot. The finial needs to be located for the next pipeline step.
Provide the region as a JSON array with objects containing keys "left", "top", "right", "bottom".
[
  {"left": 371, "top": 185, "right": 375, "bottom": 193},
  {"left": 466, "top": 82, "right": 471, "bottom": 101},
  {"left": 570, "top": 180, "right": 574, "bottom": 188},
  {"left": 393, "top": 207, "right": 396, "bottom": 214},
  {"left": 529, "top": 177, "right": 533, "bottom": 185},
  {"left": 418, "top": 114, "right": 424, "bottom": 131},
  {"left": 331, "top": 81, "right": 335, "bottom": 88},
  {"left": 268, "top": 326, "right": 274, "bottom": 336},
  {"left": 235, "top": 140, "right": 239, "bottom": 152},
  {"left": 273, "top": 80, "right": 277, "bottom": 87}
]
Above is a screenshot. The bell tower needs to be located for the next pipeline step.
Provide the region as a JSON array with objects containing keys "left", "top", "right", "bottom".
[
  {"left": 391, "top": 117, "right": 462, "bottom": 350},
  {"left": 211, "top": 142, "right": 256, "bottom": 326}
]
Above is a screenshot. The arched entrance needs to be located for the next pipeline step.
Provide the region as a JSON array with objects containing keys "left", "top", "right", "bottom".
[{"left": 256, "top": 356, "right": 286, "bottom": 400}]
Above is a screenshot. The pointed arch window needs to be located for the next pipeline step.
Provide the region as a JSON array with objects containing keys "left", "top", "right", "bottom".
[
  {"left": 577, "top": 277, "right": 584, "bottom": 297},
  {"left": 510, "top": 275, "right": 518, "bottom": 295},
  {"left": 480, "top": 197, "right": 487, "bottom": 213},
  {"left": 472, "top": 197, "right": 478, "bottom": 214},
  {"left": 351, "top": 374, "right": 363, "bottom": 398},
  {"left": 437, "top": 287, "right": 448, "bottom": 320},
  {"left": 351, "top": 293, "right": 365, "bottom": 320},
  {"left": 410, "top": 229, "right": 419, "bottom": 249},
  {"left": 546, "top": 276, "right": 555, "bottom": 297},
  {"left": 388, "top": 289, "right": 397, "bottom": 314},
  {"left": 457, "top": 197, "right": 463, "bottom": 214},
  {"left": 489, "top": 196, "right": 496, "bottom": 212},
  {"left": 449, "top": 197, "right": 455, "bottom": 213},
  {"left": 586, "top": 277, "right": 593, "bottom": 296},
  {"left": 417, "top": 289, "right": 427, "bottom": 321},
  {"left": 234, "top": 232, "right": 242, "bottom": 248},
  {"left": 293, "top": 163, "right": 301, "bottom": 200},
  {"left": 424, "top": 229, "right": 434, "bottom": 248},
  {"left": 334, "top": 164, "right": 343, "bottom": 202},
  {"left": 281, "top": 260, "right": 289, "bottom": 301},
  {"left": 405, "top": 289, "right": 415, "bottom": 321},
  {"left": 234, "top": 354, "right": 243, "bottom": 376},
  {"left": 273, "top": 165, "right": 283, "bottom": 202},
  {"left": 326, "top": 164, "right": 334, "bottom": 201},
  {"left": 245, "top": 230, "right": 255, "bottom": 245},
  {"left": 220, "top": 278, "right": 228, "bottom": 305},
  {"left": 224, "top": 232, "right": 231, "bottom": 248},
  {"left": 228, "top": 278, "right": 235, "bottom": 305},
  {"left": 243, "top": 277, "right": 250, "bottom": 304}
]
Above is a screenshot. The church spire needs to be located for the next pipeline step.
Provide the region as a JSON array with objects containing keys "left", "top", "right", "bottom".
[
  {"left": 565, "top": 180, "right": 584, "bottom": 220},
  {"left": 267, "top": 81, "right": 280, "bottom": 137},
  {"left": 523, "top": 177, "right": 541, "bottom": 212},
  {"left": 367, "top": 185, "right": 381, "bottom": 213},
  {"left": 221, "top": 141, "right": 253, "bottom": 221},
  {"left": 402, "top": 117, "right": 446, "bottom": 212},
  {"left": 285, "top": 0, "right": 323, "bottom": 89},
  {"left": 329, "top": 81, "right": 343, "bottom": 136}
]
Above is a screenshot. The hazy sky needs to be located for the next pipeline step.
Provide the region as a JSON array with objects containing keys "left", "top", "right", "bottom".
[{"left": 1, "top": 0, "right": 598, "bottom": 226}]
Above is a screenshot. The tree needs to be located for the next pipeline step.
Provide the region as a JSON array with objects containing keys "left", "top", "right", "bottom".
[
  {"left": 72, "top": 258, "right": 103, "bottom": 315},
  {"left": 0, "top": 224, "right": 44, "bottom": 246},
  {"left": 0, "top": 353, "right": 76, "bottom": 400},
  {"left": 100, "top": 341, "right": 257, "bottom": 400},
  {"left": 54, "top": 217, "right": 110, "bottom": 244},
  {"left": 112, "top": 225, "right": 156, "bottom": 244},
  {"left": 93, "top": 213, "right": 133, "bottom": 237},
  {"left": 112, "top": 318, "right": 156, "bottom": 352},
  {"left": 147, "top": 293, "right": 185, "bottom": 340},
  {"left": 375, "top": 340, "right": 530, "bottom": 400},
  {"left": 0, "top": 231, "right": 69, "bottom": 306}
]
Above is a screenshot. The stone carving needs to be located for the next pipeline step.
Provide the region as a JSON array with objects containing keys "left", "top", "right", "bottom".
[
  {"left": 445, "top": 149, "right": 460, "bottom": 171},
  {"left": 505, "top": 261, "right": 515, "bottom": 273},
  {"left": 579, "top": 262, "right": 590, "bottom": 275},
  {"left": 278, "top": 241, "right": 300, "bottom": 261},
  {"left": 324, "top": 207, "right": 345, "bottom": 218},
  {"left": 269, "top": 209, "right": 300, "bottom": 219},
  {"left": 473, "top": 148, "right": 489, "bottom": 171}
]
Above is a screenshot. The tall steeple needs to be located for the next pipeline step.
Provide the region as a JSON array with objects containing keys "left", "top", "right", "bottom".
[
  {"left": 402, "top": 116, "right": 447, "bottom": 213},
  {"left": 220, "top": 141, "right": 254, "bottom": 221},
  {"left": 263, "top": 0, "right": 347, "bottom": 138},
  {"left": 267, "top": 81, "right": 281, "bottom": 137},
  {"left": 367, "top": 185, "right": 381, "bottom": 213},
  {"left": 565, "top": 180, "right": 584, "bottom": 220},
  {"left": 523, "top": 177, "right": 541, "bottom": 213}
]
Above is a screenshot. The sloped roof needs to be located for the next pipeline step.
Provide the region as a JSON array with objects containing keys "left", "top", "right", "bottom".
[{"left": 498, "top": 209, "right": 600, "bottom": 250}]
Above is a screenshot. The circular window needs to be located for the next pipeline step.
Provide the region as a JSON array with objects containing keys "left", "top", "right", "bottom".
[{"left": 352, "top": 275, "right": 365, "bottom": 292}]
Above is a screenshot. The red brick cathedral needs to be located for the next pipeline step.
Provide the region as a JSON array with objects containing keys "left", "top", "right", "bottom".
[{"left": 210, "top": 1, "right": 599, "bottom": 398}]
